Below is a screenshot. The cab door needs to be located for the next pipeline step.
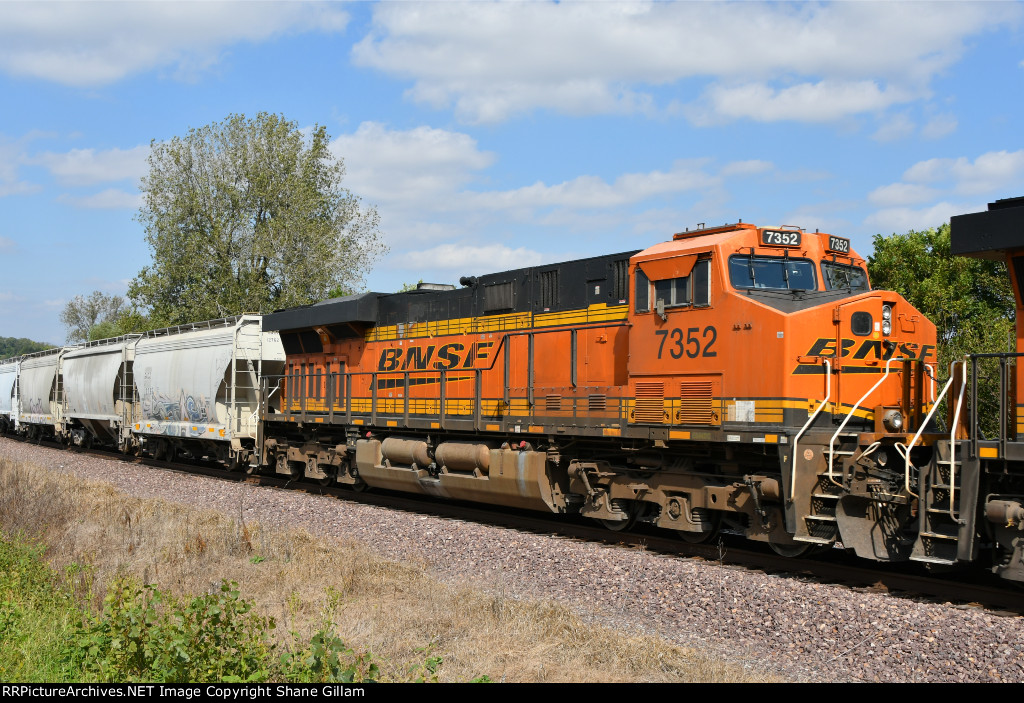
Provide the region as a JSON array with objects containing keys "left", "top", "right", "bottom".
[{"left": 628, "top": 254, "right": 722, "bottom": 428}]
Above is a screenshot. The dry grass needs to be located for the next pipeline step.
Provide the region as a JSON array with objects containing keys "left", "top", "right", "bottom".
[{"left": 0, "top": 454, "right": 778, "bottom": 683}]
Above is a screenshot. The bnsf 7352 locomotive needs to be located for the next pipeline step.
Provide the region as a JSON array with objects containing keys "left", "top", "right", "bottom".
[
  {"left": 259, "top": 221, "right": 962, "bottom": 568},
  {"left": 6, "top": 209, "right": 1024, "bottom": 582}
]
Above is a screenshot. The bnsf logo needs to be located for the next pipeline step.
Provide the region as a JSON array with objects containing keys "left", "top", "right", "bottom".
[
  {"left": 378, "top": 341, "right": 494, "bottom": 372},
  {"left": 804, "top": 338, "right": 935, "bottom": 361},
  {"left": 793, "top": 338, "right": 935, "bottom": 375}
]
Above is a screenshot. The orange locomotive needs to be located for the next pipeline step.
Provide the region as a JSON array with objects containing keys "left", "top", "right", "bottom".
[{"left": 261, "top": 221, "right": 944, "bottom": 563}]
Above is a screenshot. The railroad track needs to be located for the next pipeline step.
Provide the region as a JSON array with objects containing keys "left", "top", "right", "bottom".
[{"left": 7, "top": 432, "right": 1024, "bottom": 615}]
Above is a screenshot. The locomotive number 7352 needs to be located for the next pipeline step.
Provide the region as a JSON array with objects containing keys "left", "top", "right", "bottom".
[{"left": 655, "top": 326, "right": 718, "bottom": 359}]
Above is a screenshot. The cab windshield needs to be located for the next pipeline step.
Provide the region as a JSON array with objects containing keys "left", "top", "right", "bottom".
[
  {"left": 821, "top": 261, "right": 869, "bottom": 291},
  {"left": 728, "top": 255, "right": 817, "bottom": 291}
]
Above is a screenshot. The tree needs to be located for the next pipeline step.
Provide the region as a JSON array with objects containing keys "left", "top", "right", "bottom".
[
  {"left": 0, "top": 336, "right": 51, "bottom": 359},
  {"left": 129, "top": 113, "right": 386, "bottom": 325},
  {"left": 59, "top": 291, "right": 125, "bottom": 342},
  {"left": 868, "top": 223, "right": 1015, "bottom": 436}
]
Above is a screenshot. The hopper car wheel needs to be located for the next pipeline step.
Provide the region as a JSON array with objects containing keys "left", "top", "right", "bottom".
[{"left": 768, "top": 541, "right": 813, "bottom": 558}]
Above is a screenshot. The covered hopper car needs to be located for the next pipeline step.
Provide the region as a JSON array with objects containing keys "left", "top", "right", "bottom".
[{"left": 4, "top": 315, "right": 285, "bottom": 467}]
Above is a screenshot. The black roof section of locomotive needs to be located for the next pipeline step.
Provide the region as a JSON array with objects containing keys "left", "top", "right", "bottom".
[
  {"left": 950, "top": 196, "right": 1024, "bottom": 260},
  {"left": 263, "top": 250, "right": 640, "bottom": 340}
]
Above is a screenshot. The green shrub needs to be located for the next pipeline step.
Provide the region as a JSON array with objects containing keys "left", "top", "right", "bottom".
[{"left": 66, "top": 579, "right": 274, "bottom": 683}]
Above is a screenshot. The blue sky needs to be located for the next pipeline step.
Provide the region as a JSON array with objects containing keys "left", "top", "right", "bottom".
[{"left": 1, "top": 1, "right": 1023, "bottom": 345}]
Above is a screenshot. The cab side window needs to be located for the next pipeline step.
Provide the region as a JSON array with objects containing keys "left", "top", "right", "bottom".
[
  {"left": 655, "top": 276, "right": 691, "bottom": 308},
  {"left": 635, "top": 268, "right": 650, "bottom": 313},
  {"left": 693, "top": 259, "right": 711, "bottom": 307}
]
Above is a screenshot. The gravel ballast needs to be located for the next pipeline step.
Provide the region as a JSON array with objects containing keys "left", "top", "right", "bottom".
[{"left": 2, "top": 436, "right": 1022, "bottom": 683}]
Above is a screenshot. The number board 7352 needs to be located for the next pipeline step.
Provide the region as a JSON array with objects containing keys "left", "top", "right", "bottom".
[
  {"left": 827, "top": 235, "right": 851, "bottom": 254},
  {"left": 760, "top": 229, "right": 801, "bottom": 247}
]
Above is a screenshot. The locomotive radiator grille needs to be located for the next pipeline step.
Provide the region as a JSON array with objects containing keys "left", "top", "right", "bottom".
[
  {"left": 635, "top": 382, "right": 665, "bottom": 423},
  {"left": 679, "top": 382, "right": 714, "bottom": 425}
]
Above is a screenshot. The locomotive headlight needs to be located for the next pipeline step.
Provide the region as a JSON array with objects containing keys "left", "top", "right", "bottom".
[
  {"left": 882, "top": 319, "right": 892, "bottom": 336},
  {"left": 883, "top": 409, "right": 904, "bottom": 432},
  {"left": 882, "top": 305, "right": 892, "bottom": 321}
]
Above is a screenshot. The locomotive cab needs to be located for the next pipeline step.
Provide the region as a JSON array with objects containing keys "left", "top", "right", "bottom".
[{"left": 625, "top": 222, "right": 939, "bottom": 558}]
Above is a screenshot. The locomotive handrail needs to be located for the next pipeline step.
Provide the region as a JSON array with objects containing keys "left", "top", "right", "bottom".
[
  {"left": 826, "top": 355, "right": 906, "bottom": 488},
  {"left": 946, "top": 360, "right": 968, "bottom": 521},
  {"left": 790, "top": 358, "right": 831, "bottom": 502},
  {"left": 903, "top": 358, "right": 965, "bottom": 499}
]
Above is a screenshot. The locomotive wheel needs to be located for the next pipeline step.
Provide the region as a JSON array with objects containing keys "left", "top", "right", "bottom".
[
  {"left": 676, "top": 510, "right": 722, "bottom": 543},
  {"left": 598, "top": 500, "right": 639, "bottom": 532},
  {"left": 677, "top": 526, "right": 719, "bottom": 544},
  {"left": 599, "top": 516, "right": 635, "bottom": 532},
  {"left": 768, "top": 540, "right": 813, "bottom": 558}
]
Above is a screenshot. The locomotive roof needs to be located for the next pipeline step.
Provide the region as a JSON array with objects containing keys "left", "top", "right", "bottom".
[
  {"left": 950, "top": 196, "right": 1024, "bottom": 260},
  {"left": 262, "top": 249, "right": 640, "bottom": 334}
]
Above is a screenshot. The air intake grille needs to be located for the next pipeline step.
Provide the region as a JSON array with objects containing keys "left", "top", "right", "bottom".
[
  {"left": 679, "top": 382, "right": 714, "bottom": 424},
  {"left": 545, "top": 394, "right": 562, "bottom": 411},
  {"left": 635, "top": 382, "right": 665, "bottom": 423},
  {"left": 588, "top": 394, "right": 607, "bottom": 411}
]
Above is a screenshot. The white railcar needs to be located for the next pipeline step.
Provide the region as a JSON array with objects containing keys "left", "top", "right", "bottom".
[
  {"left": 17, "top": 348, "right": 72, "bottom": 439},
  {"left": 131, "top": 316, "right": 285, "bottom": 465},
  {"left": 62, "top": 335, "right": 140, "bottom": 451},
  {"left": 0, "top": 358, "right": 19, "bottom": 433}
]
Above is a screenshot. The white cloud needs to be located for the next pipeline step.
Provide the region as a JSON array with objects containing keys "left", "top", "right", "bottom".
[
  {"left": 922, "top": 113, "right": 957, "bottom": 139},
  {"left": 0, "top": 137, "right": 39, "bottom": 197},
  {"left": 872, "top": 112, "right": 917, "bottom": 143},
  {"left": 331, "top": 122, "right": 495, "bottom": 205},
  {"left": 353, "top": 2, "right": 1018, "bottom": 124},
  {"left": 868, "top": 183, "right": 940, "bottom": 207},
  {"left": 57, "top": 188, "right": 143, "bottom": 210},
  {"left": 0, "top": 2, "right": 349, "bottom": 86},
  {"left": 866, "top": 149, "right": 1024, "bottom": 232},
  {"left": 33, "top": 146, "right": 149, "bottom": 186},
  {"left": 692, "top": 81, "right": 916, "bottom": 125},
  {"left": 719, "top": 160, "right": 774, "bottom": 177},
  {"left": 903, "top": 150, "right": 1024, "bottom": 194},
  {"left": 864, "top": 201, "right": 971, "bottom": 233},
  {"left": 392, "top": 243, "right": 548, "bottom": 273},
  {"left": 0, "top": 236, "right": 15, "bottom": 252},
  {"left": 333, "top": 122, "right": 752, "bottom": 244}
]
